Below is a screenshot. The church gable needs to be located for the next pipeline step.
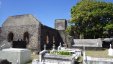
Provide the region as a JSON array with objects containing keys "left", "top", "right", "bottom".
[{"left": 2, "top": 14, "right": 40, "bottom": 27}]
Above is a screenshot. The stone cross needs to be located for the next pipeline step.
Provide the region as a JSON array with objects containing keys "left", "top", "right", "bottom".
[
  {"left": 59, "top": 43, "right": 61, "bottom": 47},
  {"left": 52, "top": 44, "right": 55, "bottom": 51},
  {"left": 108, "top": 44, "right": 113, "bottom": 56},
  {"left": 83, "top": 46, "right": 86, "bottom": 64},
  {"left": 52, "top": 36, "right": 55, "bottom": 51},
  {"left": 58, "top": 43, "right": 62, "bottom": 50},
  {"left": 44, "top": 44, "right": 46, "bottom": 50},
  {"left": 110, "top": 44, "right": 112, "bottom": 49}
]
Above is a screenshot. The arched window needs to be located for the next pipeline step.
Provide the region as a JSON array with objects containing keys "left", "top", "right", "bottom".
[
  {"left": 8, "top": 32, "right": 14, "bottom": 42},
  {"left": 23, "top": 32, "right": 29, "bottom": 43}
]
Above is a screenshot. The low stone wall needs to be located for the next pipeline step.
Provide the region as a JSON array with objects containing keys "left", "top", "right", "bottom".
[
  {"left": 73, "top": 39, "right": 102, "bottom": 47},
  {"left": 84, "top": 56, "right": 113, "bottom": 64}
]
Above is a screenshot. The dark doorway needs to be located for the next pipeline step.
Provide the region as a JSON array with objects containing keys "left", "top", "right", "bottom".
[
  {"left": 7, "top": 32, "right": 14, "bottom": 42},
  {"left": 12, "top": 40, "right": 27, "bottom": 48},
  {"left": 23, "top": 32, "right": 29, "bottom": 43}
]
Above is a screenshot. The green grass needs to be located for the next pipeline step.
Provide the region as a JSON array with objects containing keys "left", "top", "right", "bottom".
[
  {"left": 76, "top": 49, "right": 113, "bottom": 63},
  {"left": 86, "top": 49, "right": 113, "bottom": 58}
]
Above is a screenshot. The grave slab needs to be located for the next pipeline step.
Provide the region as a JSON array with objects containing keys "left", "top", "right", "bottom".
[{"left": 0, "top": 48, "right": 31, "bottom": 64}]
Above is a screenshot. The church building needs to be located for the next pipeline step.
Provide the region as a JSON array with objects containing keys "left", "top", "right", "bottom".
[{"left": 0, "top": 14, "right": 68, "bottom": 52}]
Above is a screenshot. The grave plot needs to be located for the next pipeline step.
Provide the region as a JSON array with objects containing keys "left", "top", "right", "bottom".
[{"left": 32, "top": 44, "right": 82, "bottom": 64}]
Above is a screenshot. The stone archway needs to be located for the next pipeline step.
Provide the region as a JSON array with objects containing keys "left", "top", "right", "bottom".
[
  {"left": 23, "top": 32, "right": 29, "bottom": 43},
  {"left": 7, "top": 32, "right": 14, "bottom": 42}
]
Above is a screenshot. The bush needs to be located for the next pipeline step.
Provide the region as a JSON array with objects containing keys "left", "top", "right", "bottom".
[{"left": 50, "top": 51, "right": 72, "bottom": 56}]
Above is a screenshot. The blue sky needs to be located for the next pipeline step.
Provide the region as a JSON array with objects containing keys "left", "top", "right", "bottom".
[{"left": 0, "top": 0, "right": 113, "bottom": 28}]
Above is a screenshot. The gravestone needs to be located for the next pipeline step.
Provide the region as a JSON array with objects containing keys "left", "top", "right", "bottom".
[
  {"left": 108, "top": 44, "right": 113, "bottom": 56},
  {"left": 57, "top": 43, "right": 61, "bottom": 51},
  {"left": 52, "top": 44, "right": 56, "bottom": 51},
  {"left": 0, "top": 48, "right": 31, "bottom": 64},
  {"left": 73, "top": 39, "right": 102, "bottom": 47}
]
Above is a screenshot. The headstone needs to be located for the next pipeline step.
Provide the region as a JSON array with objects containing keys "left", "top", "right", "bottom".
[
  {"left": 108, "top": 44, "right": 113, "bottom": 56},
  {"left": 83, "top": 46, "right": 86, "bottom": 64},
  {"left": 58, "top": 43, "right": 61, "bottom": 51},
  {"left": 0, "top": 48, "right": 31, "bottom": 64},
  {"left": 44, "top": 44, "right": 46, "bottom": 50},
  {"left": 52, "top": 44, "right": 55, "bottom": 51}
]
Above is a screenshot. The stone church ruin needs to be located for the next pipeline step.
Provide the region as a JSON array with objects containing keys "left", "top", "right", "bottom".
[{"left": 0, "top": 14, "right": 68, "bottom": 52}]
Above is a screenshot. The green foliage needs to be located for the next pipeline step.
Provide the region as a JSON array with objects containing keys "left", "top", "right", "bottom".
[
  {"left": 68, "top": 0, "right": 113, "bottom": 38},
  {"left": 104, "top": 23, "right": 113, "bottom": 30},
  {"left": 50, "top": 51, "right": 72, "bottom": 56}
]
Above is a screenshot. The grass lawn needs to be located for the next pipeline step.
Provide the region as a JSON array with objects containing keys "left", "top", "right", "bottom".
[
  {"left": 77, "top": 49, "right": 113, "bottom": 63},
  {"left": 86, "top": 49, "right": 113, "bottom": 58}
]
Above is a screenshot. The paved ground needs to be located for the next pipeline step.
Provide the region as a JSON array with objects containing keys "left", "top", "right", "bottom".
[{"left": 27, "top": 52, "right": 39, "bottom": 64}]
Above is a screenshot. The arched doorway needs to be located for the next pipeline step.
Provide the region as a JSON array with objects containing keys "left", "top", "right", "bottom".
[
  {"left": 23, "top": 32, "right": 29, "bottom": 43},
  {"left": 8, "top": 32, "right": 14, "bottom": 42}
]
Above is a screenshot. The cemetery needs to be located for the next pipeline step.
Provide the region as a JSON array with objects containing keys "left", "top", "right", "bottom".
[
  {"left": 0, "top": 1, "right": 113, "bottom": 64},
  {"left": 0, "top": 15, "right": 112, "bottom": 64},
  {"left": 0, "top": 14, "right": 113, "bottom": 64}
]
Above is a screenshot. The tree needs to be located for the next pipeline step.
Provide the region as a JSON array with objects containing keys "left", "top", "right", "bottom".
[{"left": 67, "top": 0, "right": 113, "bottom": 39}]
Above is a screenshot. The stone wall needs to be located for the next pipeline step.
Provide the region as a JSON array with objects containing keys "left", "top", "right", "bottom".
[
  {"left": 40, "top": 25, "right": 64, "bottom": 50},
  {"left": 84, "top": 56, "right": 113, "bottom": 64},
  {"left": 1, "top": 24, "right": 41, "bottom": 51}
]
